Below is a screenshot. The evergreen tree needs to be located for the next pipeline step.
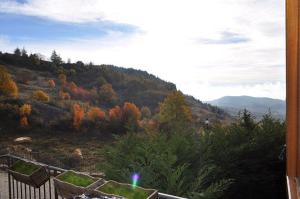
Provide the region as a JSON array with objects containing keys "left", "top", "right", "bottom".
[
  {"left": 14, "top": 48, "right": 21, "bottom": 56},
  {"left": 50, "top": 50, "right": 63, "bottom": 65},
  {"left": 21, "top": 48, "right": 28, "bottom": 57}
]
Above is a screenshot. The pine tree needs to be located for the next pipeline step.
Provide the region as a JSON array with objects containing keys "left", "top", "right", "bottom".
[{"left": 50, "top": 50, "right": 63, "bottom": 65}]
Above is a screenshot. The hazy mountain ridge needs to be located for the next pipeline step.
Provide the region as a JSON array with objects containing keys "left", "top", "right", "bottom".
[{"left": 207, "top": 95, "right": 286, "bottom": 119}]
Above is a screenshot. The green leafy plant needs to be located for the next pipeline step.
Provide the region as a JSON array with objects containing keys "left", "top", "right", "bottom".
[
  {"left": 98, "top": 181, "right": 153, "bottom": 199},
  {"left": 58, "top": 171, "right": 96, "bottom": 187},
  {"left": 11, "top": 161, "right": 39, "bottom": 175}
]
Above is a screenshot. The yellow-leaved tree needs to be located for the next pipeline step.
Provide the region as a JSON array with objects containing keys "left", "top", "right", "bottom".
[
  {"left": 0, "top": 66, "right": 18, "bottom": 98},
  {"left": 159, "top": 91, "right": 192, "bottom": 131},
  {"left": 33, "top": 90, "right": 50, "bottom": 102},
  {"left": 20, "top": 104, "right": 31, "bottom": 116}
]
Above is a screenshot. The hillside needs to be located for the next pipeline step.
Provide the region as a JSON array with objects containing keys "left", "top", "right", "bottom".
[
  {"left": 0, "top": 51, "right": 231, "bottom": 133},
  {"left": 207, "top": 95, "right": 286, "bottom": 119}
]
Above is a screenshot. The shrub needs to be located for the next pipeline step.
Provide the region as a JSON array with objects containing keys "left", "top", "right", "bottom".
[{"left": 33, "top": 90, "right": 50, "bottom": 102}]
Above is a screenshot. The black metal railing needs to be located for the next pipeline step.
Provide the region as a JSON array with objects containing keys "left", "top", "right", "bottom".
[{"left": 0, "top": 154, "right": 187, "bottom": 199}]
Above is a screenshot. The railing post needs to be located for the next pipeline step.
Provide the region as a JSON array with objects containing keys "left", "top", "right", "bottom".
[
  {"left": 54, "top": 170, "right": 59, "bottom": 199},
  {"left": 7, "top": 155, "right": 12, "bottom": 199}
]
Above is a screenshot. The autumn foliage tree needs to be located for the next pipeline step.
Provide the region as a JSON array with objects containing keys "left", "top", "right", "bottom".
[
  {"left": 20, "top": 116, "right": 28, "bottom": 127},
  {"left": 123, "top": 102, "right": 141, "bottom": 122},
  {"left": 87, "top": 107, "right": 105, "bottom": 121},
  {"left": 141, "top": 106, "right": 152, "bottom": 119},
  {"left": 109, "top": 106, "right": 122, "bottom": 122},
  {"left": 20, "top": 104, "right": 31, "bottom": 116},
  {"left": 19, "top": 104, "right": 31, "bottom": 127},
  {"left": 68, "top": 81, "right": 91, "bottom": 100},
  {"left": 159, "top": 91, "right": 192, "bottom": 131},
  {"left": 33, "top": 90, "right": 50, "bottom": 102},
  {"left": 73, "top": 103, "right": 85, "bottom": 130},
  {"left": 122, "top": 102, "right": 141, "bottom": 131},
  {"left": 108, "top": 105, "right": 123, "bottom": 133},
  {"left": 108, "top": 103, "right": 141, "bottom": 132},
  {"left": 0, "top": 66, "right": 18, "bottom": 98},
  {"left": 48, "top": 79, "right": 55, "bottom": 88},
  {"left": 59, "top": 90, "right": 71, "bottom": 100},
  {"left": 98, "top": 83, "right": 118, "bottom": 105}
]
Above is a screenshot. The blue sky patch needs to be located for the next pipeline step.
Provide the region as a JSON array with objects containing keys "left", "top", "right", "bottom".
[
  {"left": 0, "top": 13, "right": 139, "bottom": 43},
  {"left": 198, "top": 31, "right": 250, "bottom": 45}
]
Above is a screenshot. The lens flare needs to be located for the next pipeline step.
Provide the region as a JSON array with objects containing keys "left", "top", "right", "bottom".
[{"left": 132, "top": 173, "right": 140, "bottom": 188}]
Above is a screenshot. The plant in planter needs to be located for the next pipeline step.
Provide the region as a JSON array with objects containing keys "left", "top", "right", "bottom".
[
  {"left": 94, "top": 180, "right": 158, "bottom": 199},
  {"left": 53, "top": 170, "right": 104, "bottom": 198},
  {"left": 8, "top": 160, "right": 50, "bottom": 188}
]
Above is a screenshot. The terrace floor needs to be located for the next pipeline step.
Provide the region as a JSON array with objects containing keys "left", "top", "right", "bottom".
[
  {"left": 0, "top": 171, "right": 8, "bottom": 199},
  {"left": 0, "top": 170, "right": 57, "bottom": 199}
]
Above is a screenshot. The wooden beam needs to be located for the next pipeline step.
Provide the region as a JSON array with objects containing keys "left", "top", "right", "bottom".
[{"left": 286, "top": 0, "right": 300, "bottom": 178}]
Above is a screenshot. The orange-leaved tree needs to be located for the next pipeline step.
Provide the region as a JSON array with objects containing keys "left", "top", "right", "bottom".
[
  {"left": 98, "top": 83, "right": 118, "bottom": 105},
  {"left": 33, "top": 90, "right": 50, "bottom": 102},
  {"left": 19, "top": 104, "right": 31, "bottom": 127},
  {"left": 122, "top": 102, "right": 141, "bottom": 130},
  {"left": 48, "top": 79, "right": 55, "bottom": 88},
  {"left": 109, "top": 105, "right": 122, "bottom": 122},
  {"left": 20, "top": 116, "right": 29, "bottom": 127},
  {"left": 0, "top": 66, "right": 18, "bottom": 98},
  {"left": 59, "top": 90, "right": 71, "bottom": 100},
  {"left": 87, "top": 107, "right": 105, "bottom": 121},
  {"left": 73, "top": 103, "right": 85, "bottom": 130}
]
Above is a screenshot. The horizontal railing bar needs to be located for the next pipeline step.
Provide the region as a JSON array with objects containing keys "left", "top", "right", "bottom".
[
  {"left": 0, "top": 153, "right": 187, "bottom": 199},
  {"left": 158, "top": 193, "right": 188, "bottom": 199},
  {"left": 0, "top": 154, "right": 66, "bottom": 172}
]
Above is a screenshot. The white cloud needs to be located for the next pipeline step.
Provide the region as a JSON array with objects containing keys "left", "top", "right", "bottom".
[{"left": 0, "top": 0, "right": 285, "bottom": 101}]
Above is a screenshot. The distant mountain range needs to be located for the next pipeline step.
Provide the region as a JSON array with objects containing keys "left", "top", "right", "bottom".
[{"left": 206, "top": 96, "right": 286, "bottom": 120}]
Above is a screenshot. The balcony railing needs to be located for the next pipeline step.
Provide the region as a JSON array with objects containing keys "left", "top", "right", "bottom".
[{"left": 0, "top": 154, "right": 187, "bottom": 199}]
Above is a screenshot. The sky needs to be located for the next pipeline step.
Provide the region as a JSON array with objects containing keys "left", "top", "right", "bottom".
[{"left": 0, "top": 0, "right": 285, "bottom": 101}]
